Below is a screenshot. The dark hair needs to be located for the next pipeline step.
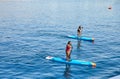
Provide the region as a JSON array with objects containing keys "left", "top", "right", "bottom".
[
  {"left": 68, "top": 41, "right": 71, "bottom": 44},
  {"left": 79, "top": 26, "right": 81, "bottom": 28}
]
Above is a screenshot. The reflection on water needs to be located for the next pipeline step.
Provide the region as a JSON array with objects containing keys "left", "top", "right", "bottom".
[
  {"left": 77, "top": 40, "right": 81, "bottom": 49},
  {"left": 92, "top": 40, "right": 95, "bottom": 44},
  {"left": 77, "top": 39, "right": 94, "bottom": 49},
  {"left": 64, "top": 64, "right": 71, "bottom": 79}
]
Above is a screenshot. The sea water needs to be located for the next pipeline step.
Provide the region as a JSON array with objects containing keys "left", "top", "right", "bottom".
[{"left": 0, "top": 0, "right": 120, "bottom": 79}]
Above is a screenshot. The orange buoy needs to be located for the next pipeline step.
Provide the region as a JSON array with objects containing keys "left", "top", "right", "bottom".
[{"left": 108, "top": 6, "right": 112, "bottom": 9}]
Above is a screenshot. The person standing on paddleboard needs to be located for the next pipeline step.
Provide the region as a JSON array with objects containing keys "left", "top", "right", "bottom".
[
  {"left": 66, "top": 41, "right": 72, "bottom": 61},
  {"left": 77, "top": 26, "right": 83, "bottom": 37}
]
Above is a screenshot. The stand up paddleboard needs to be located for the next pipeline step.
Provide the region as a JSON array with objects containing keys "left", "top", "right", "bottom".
[
  {"left": 67, "top": 35, "right": 94, "bottom": 41},
  {"left": 46, "top": 56, "right": 96, "bottom": 67}
]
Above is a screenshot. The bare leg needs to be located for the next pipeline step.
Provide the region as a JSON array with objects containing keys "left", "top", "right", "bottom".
[{"left": 66, "top": 52, "right": 71, "bottom": 61}]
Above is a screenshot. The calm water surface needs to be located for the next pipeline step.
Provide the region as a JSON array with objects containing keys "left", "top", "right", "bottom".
[{"left": 0, "top": 0, "right": 120, "bottom": 79}]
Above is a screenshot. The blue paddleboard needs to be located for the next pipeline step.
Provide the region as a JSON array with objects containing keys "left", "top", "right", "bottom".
[
  {"left": 67, "top": 35, "right": 94, "bottom": 41},
  {"left": 46, "top": 56, "right": 96, "bottom": 67}
]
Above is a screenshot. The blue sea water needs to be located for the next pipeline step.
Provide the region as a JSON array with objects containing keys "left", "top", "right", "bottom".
[{"left": 0, "top": 0, "right": 120, "bottom": 79}]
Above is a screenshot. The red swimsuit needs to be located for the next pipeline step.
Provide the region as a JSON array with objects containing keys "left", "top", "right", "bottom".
[{"left": 66, "top": 45, "right": 71, "bottom": 52}]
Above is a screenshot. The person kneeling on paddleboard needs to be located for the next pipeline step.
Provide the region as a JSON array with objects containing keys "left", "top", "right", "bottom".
[
  {"left": 66, "top": 41, "right": 72, "bottom": 61},
  {"left": 77, "top": 26, "right": 83, "bottom": 37}
]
